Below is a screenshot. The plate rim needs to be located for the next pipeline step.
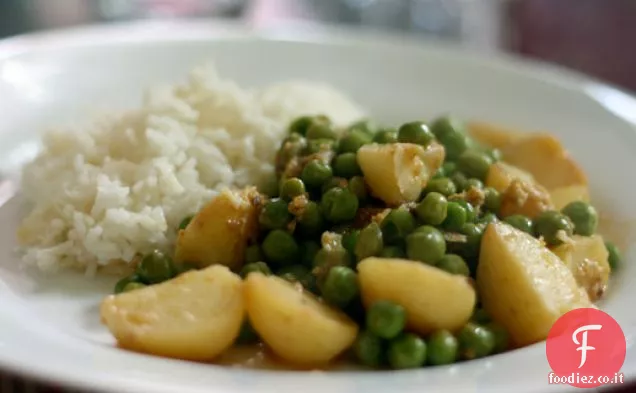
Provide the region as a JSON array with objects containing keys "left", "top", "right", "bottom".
[{"left": 0, "top": 19, "right": 635, "bottom": 393}]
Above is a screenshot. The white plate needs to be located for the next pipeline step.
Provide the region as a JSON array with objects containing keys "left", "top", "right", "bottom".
[{"left": 0, "top": 19, "right": 635, "bottom": 393}]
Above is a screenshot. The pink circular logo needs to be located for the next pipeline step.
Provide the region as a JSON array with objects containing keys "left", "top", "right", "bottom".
[{"left": 546, "top": 308, "right": 626, "bottom": 388}]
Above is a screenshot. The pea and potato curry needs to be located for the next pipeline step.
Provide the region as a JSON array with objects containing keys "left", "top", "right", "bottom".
[{"left": 100, "top": 115, "right": 622, "bottom": 370}]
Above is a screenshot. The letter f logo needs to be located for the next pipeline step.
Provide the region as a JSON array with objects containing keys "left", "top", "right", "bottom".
[{"left": 572, "top": 324, "right": 603, "bottom": 368}]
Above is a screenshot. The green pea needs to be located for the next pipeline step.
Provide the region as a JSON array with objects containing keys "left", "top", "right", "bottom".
[
  {"left": 485, "top": 148, "right": 502, "bottom": 162},
  {"left": 301, "top": 160, "right": 333, "bottom": 189},
  {"left": 397, "top": 121, "right": 434, "bottom": 146},
  {"left": 366, "top": 300, "right": 406, "bottom": 339},
  {"left": 533, "top": 210, "right": 574, "bottom": 246},
  {"left": 471, "top": 308, "right": 491, "bottom": 324},
  {"left": 465, "top": 178, "right": 484, "bottom": 190},
  {"left": 483, "top": 187, "right": 501, "bottom": 212},
  {"left": 456, "top": 200, "right": 476, "bottom": 222},
  {"left": 425, "top": 177, "right": 457, "bottom": 197},
  {"left": 457, "top": 150, "right": 493, "bottom": 181},
  {"left": 321, "top": 177, "right": 348, "bottom": 194},
  {"left": 354, "top": 331, "right": 384, "bottom": 367},
  {"left": 277, "top": 265, "right": 312, "bottom": 288},
  {"left": 415, "top": 192, "right": 448, "bottom": 226},
  {"left": 373, "top": 129, "right": 398, "bottom": 144},
  {"left": 136, "top": 250, "right": 176, "bottom": 284},
  {"left": 605, "top": 241, "right": 622, "bottom": 271},
  {"left": 313, "top": 247, "right": 352, "bottom": 270},
  {"left": 486, "top": 322, "right": 510, "bottom": 353},
  {"left": 240, "top": 262, "right": 272, "bottom": 278},
  {"left": 321, "top": 187, "right": 359, "bottom": 223},
  {"left": 322, "top": 266, "right": 359, "bottom": 307},
  {"left": 504, "top": 214, "right": 533, "bottom": 234},
  {"left": 339, "top": 129, "right": 373, "bottom": 153},
  {"left": 427, "top": 330, "right": 459, "bottom": 365},
  {"left": 332, "top": 153, "right": 362, "bottom": 178},
  {"left": 259, "top": 198, "right": 292, "bottom": 230},
  {"left": 450, "top": 172, "right": 469, "bottom": 191},
  {"left": 458, "top": 322, "right": 495, "bottom": 360},
  {"left": 122, "top": 282, "right": 146, "bottom": 292},
  {"left": 306, "top": 122, "right": 337, "bottom": 140},
  {"left": 280, "top": 177, "right": 306, "bottom": 201},
  {"left": 300, "top": 241, "right": 321, "bottom": 267},
  {"left": 478, "top": 213, "right": 498, "bottom": 226},
  {"left": 288, "top": 115, "right": 314, "bottom": 136},
  {"left": 380, "top": 246, "right": 406, "bottom": 259},
  {"left": 406, "top": 226, "right": 446, "bottom": 264},
  {"left": 561, "top": 201, "right": 598, "bottom": 236},
  {"left": 348, "top": 176, "right": 368, "bottom": 201},
  {"left": 430, "top": 116, "right": 469, "bottom": 160},
  {"left": 442, "top": 162, "right": 457, "bottom": 177},
  {"left": 304, "top": 138, "right": 337, "bottom": 155},
  {"left": 381, "top": 208, "right": 416, "bottom": 244},
  {"left": 341, "top": 230, "right": 360, "bottom": 256},
  {"left": 347, "top": 119, "right": 378, "bottom": 135},
  {"left": 262, "top": 229, "right": 299, "bottom": 266},
  {"left": 236, "top": 321, "right": 259, "bottom": 345},
  {"left": 114, "top": 274, "right": 144, "bottom": 294},
  {"left": 442, "top": 202, "right": 467, "bottom": 231},
  {"left": 388, "top": 333, "right": 427, "bottom": 369},
  {"left": 437, "top": 254, "right": 469, "bottom": 276},
  {"left": 432, "top": 166, "right": 445, "bottom": 179},
  {"left": 355, "top": 222, "right": 383, "bottom": 261},
  {"left": 460, "top": 223, "right": 484, "bottom": 260},
  {"left": 244, "top": 244, "right": 264, "bottom": 264},
  {"left": 297, "top": 201, "right": 324, "bottom": 237},
  {"left": 348, "top": 119, "right": 376, "bottom": 135},
  {"left": 178, "top": 215, "right": 193, "bottom": 230}
]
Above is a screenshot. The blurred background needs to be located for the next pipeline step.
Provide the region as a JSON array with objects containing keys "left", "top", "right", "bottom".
[{"left": 0, "top": 0, "right": 634, "bottom": 92}]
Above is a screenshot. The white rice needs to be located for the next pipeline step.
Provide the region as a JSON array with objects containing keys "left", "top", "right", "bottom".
[{"left": 17, "top": 64, "right": 365, "bottom": 273}]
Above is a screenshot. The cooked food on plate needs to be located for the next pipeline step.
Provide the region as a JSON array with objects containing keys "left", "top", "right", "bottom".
[{"left": 17, "top": 66, "right": 622, "bottom": 370}]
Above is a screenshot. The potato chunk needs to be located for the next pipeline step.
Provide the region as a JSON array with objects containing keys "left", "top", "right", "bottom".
[
  {"left": 499, "top": 179, "right": 554, "bottom": 219},
  {"left": 101, "top": 265, "right": 244, "bottom": 360},
  {"left": 467, "top": 121, "right": 527, "bottom": 149},
  {"left": 174, "top": 187, "right": 261, "bottom": 270},
  {"left": 357, "top": 142, "right": 444, "bottom": 206},
  {"left": 485, "top": 162, "right": 536, "bottom": 193},
  {"left": 477, "top": 223, "right": 593, "bottom": 347},
  {"left": 502, "top": 134, "right": 587, "bottom": 189},
  {"left": 244, "top": 273, "right": 358, "bottom": 366},
  {"left": 550, "top": 185, "right": 591, "bottom": 211},
  {"left": 358, "top": 257, "right": 476, "bottom": 335},
  {"left": 551, "top": 235, "right": 610, "bottom": 301}
]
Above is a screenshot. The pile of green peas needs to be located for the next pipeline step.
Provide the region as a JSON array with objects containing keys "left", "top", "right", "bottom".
[
  {"left": 354, "top": 300, "right": 508, "bottom": 369},
  {"left": 112, "top": 113, "right": 623, "bottom": 369}
]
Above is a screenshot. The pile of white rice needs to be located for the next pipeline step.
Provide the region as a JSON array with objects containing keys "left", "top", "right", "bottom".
[{"left": 17, "top": 65, "right": 365, "bottom": 274}]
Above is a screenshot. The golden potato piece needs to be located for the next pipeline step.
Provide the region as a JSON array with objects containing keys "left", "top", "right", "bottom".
[
  {"left": 467, "top": 121, "right": 527, "bottom": 149},
  {"left": 100, "top": 265, "right": 244, "bottom": 360},
  {"left": 358, "top": 258, "right": 476, "bottom": 335},
  {"left": 477, "top": 223, "right": 593, "bottom": 347},
  {"left": 550, "top": 185, "right": 591, "bottom": 210},
  {"left": 551, "top": 235, "right": 610, "bottom": 301},
  {"left": 357, "top": 142, "right": 444, "bottom": 206},
  {"left": 502, "top": 134, "right": 587, "bottom": 189},
  {"left": 244, "top": 273, "right": 358, "bottom": 366},
  {"left": 174, "top": 187, "right": 260, "bottom": 270},
  {"left": 499, "top": 179, "right": 554, "bottom": 219},
  {"left": 485, "top": 162, "right": 536, "bottom": 193}
]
